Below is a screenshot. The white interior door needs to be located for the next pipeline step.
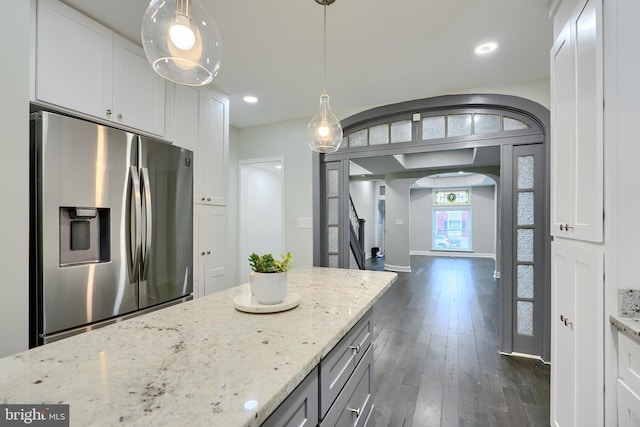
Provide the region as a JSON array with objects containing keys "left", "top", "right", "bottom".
[{"left": 239, "top": 157, "right": 285, "bottom": 283}]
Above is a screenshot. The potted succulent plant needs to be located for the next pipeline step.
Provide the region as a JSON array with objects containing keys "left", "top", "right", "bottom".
[{"left": 248, "top": 251, "right": 293, "bottom": 304}]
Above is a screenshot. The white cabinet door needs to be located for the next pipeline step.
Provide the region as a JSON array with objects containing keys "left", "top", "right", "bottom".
[
  {"left": 193, "top": 204, "right": 227, "bottom": 298},
  {"left": 550, "top": 21, "right": 573, "bottom": 237},
  {"left": 198, "top": 88, "right": 229, "bottom": 206},
  {"left": 112, "top": 35, "right": 167, "bottom": 137},
  {"left": 174, "top": 85, "right": 200, "bottom": 153},
  {"left": 35, "top": 0, "right": 112, "bottom": 119},
  {"left": 550, "top": 0, "right": 603, "bottom": 242},
  {"left": 551, "top": 240, "right": 604, "bottom": 427},
  {"left": 618, "top": 380, "right": 640, "bottom": 427}
]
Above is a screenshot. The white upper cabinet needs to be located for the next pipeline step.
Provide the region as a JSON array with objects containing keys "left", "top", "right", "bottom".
[
  {"left": 112, "top": 35, "right": 167, "bottom": 136},
  {"left": 550, "top": 0, "right": 603, "bottom": 242},
  {"left": 199, "top": 88, "right": 229, "bottom": 206},
  {"left": 174, "top": 84, "right": 229, "bottom": 206},
  {"left": 34, "top": 0, "right": 172, "bottom": 138},
  {"left": 173, "top": 85, "right": 200, "bottom": 154},
  {"left": 35, "top": 0, "right": 112, "bottom": 119}
]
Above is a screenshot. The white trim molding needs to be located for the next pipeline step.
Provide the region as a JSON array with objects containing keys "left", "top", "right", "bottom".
[{"left": 383, "top": 263, "right": 411, "bottom": 273}]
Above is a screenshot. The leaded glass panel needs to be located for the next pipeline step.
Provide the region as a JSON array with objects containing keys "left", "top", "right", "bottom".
[
  {"left": 474, "top": 114, "right": 501, "bottom": 134},
  {"left": 327, "top": 198, "right": 338, "bottom": 225},
  {"left": 447, "top": 114, "right": 472, "bottom": 137},
  {"left": 390, "top": 120, "right": 412, "bottom": 143},
  {"left": 327, "top": 169, "right": 339, "bottom": 197},
  {"left": 328, "top": 226, "right": 338, "bottom": 252},
  {"left": 503, "top": 117, "right": 531, "bottom": 131},
  {"left": 517, "top": 265, "right": 534, "bottom": 299},
  {"left": 517, "top": 301, "right": 534, "bottom": 335},
  {"left": 328, "top": 254, "right": 339, "bottom": 268},
  {"left": 517, "top": 192, "right": 534, "bottom": 225},
  {"left": 517, "top": 156, "right": 535, "bottom": 190},
  {"left": 369, "top": 124, "right": 389, "bottom": 145},
  {"left": 348, "top": 129, "right": 368, "bottom": 147},
  {"left": 517, "top": 229, "right": 534, "bottom": 262},
  {"left": 422, "top": 116, "right": 446, "bottom": 140}
]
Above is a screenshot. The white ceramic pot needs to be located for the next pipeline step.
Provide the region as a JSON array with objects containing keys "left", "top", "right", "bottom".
[{"left": 252, "top": 272, "right": 287, "bottom": 305}]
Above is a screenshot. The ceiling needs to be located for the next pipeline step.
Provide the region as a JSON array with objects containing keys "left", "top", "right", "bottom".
[{"left": 61, "top": 0, "right": 554, "bottom": 130}]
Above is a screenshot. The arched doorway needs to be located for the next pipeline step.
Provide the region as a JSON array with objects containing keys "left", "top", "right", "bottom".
[{"left": 312, "top": 94, "right": 550, "bottom": 361}]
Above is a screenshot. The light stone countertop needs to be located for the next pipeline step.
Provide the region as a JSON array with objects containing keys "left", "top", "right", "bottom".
[
  {"left": 611, "top": 288, "right": 640, "bottom": 345},
  {"left": 0, "top": 267, "right": 397, "bottom": 426},
  {"left": 610, "top": 315, "right": 640, "bottom": 345}
]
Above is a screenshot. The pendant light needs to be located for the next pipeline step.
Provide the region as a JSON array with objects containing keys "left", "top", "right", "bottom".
[
  {"left": 307, "top": 0, "right": 343, "bottom": 153},
  {"left": 141, "top": 0, "right": 222, "bottom": 86}
]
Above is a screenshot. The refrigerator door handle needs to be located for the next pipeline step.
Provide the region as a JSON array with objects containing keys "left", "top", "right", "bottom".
[
  {"left": 140, "top": 167, "right": 153, "bottom": 281},
  {"left": 128, "top": 165, "right": 142, "bottom": 282}
]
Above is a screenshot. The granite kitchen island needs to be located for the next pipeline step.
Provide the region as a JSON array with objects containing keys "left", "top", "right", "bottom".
[{"left": 0, "top": 267, "right": 397, "bottom": 426}]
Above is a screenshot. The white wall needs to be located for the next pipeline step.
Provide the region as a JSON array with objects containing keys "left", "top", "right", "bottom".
[
  {"left": 452, "top": 78, "right": 551, "bottom": 111},
  {"left": 228, "top": 118, "right": 313, "bottom": 285},
  {"left": 0, "top": 2, "right": 30, "bottom": 357},
  {"left": 348, "top": 180, "right": 376, "bottom": 257},
  {"left": 410, "top": 185, "right": 496, "bottom": 257},
  {"left": 383, "top": 178, "right": 415, "bottom": 272}
]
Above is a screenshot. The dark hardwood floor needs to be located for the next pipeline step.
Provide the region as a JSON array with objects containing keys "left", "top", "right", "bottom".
[{"left": 368, "top": 255, "right": 550, "bottom": 427}]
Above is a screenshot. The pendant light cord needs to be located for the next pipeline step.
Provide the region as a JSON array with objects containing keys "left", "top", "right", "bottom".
[{"left": 323, "top": 2, "right": 327, "bottom": 93}]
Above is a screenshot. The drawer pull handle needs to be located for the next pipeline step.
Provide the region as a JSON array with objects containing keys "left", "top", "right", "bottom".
[
  {"left": 347, "top": 407, "right": 361, "bottom": 417},
  {"left": 349, "top": 344, "right": 360, "bottom": 354},
  {"left": 560, "top": 314, "right": 573, "bottom": 327},
  {"left": 560, "top": 224, "right": 574, "bottom": 231}
]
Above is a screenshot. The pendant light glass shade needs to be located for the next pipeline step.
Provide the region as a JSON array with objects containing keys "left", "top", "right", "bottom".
[
  {"left": 308, "top": 0, "right": 343, "bottom": 153},
  {"left": 308, "top": 92, "right": 343, "bottom": 153},
  {"left": 141, "top": 0, "right": 222, "bottom": 86}
]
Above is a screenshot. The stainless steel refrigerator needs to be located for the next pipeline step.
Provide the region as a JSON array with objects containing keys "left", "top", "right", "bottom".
[{"left": 30, "top": 111, "right": 193, "bottom": 345}]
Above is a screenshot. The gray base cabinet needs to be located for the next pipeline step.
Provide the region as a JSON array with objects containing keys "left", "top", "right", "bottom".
[
  {"left": 262, "top": 367, "right": 319, "bottom": 427},
  {"left": 261, "top": 309, "right": 374, "bottom": 427},
  {"left": 319, "top": 311, "right": 373, "bottom": 418},
  {"left": 320, "top": 345, "right": 374, "bottom": 427}
]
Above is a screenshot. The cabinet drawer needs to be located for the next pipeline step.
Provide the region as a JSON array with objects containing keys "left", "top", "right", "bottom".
[
  {"left": 262, "top": 367, "right": 319, "bottom": 427},
  {"left": 320, "top": 344, "right": 374, "bottom": 427},
  {"left": 617, "top": 379, "right": 640, "bottom": 427},
  {"left": 320, "top": 309, "right": 373, "bottom": 418},
  {"left": 619, "top": 332, "right": 640, "bottom": 395}
]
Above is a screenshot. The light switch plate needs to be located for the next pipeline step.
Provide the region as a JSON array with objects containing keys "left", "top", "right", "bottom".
[{"left": 298, "top": 217, "right": 312, "bottom": 229}]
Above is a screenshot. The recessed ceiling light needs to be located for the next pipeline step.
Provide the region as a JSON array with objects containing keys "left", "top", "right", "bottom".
[
  {"left": 243, "top": 95, "right": 258, "bottom": 103},
  {"left": 475, "top": 42, "right": 498, "bottom": 55}
]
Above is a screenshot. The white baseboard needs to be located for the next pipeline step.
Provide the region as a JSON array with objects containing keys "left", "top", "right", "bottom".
[
  {"left": 383, "top": 263, "right": 411, "bottom": 273},
  {"left": 409, "top": 250, "right": 496, "bottom": 260}
]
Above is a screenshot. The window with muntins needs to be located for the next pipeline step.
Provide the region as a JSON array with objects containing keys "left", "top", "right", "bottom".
[
  {"left": 343, "top": 113, "right": 531, "bottom": 149},
  {"left": 432, "top": 189, "right": 472, "bottom": 251}
]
